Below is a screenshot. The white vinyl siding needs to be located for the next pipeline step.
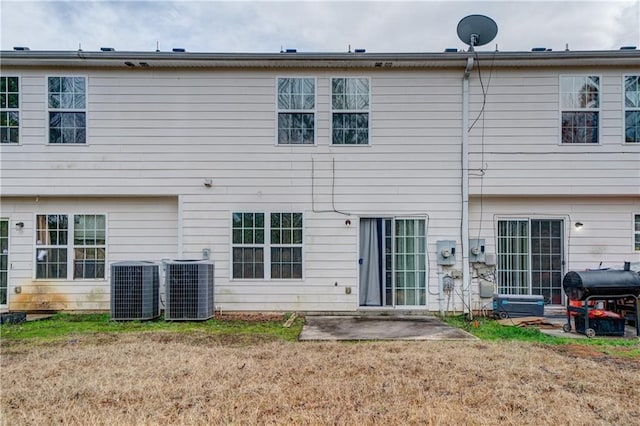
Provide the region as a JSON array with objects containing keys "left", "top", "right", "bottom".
[
  {"left": 2, "top": 197, "right": 178, "bottom": 311},
  {"left": 471, "top": 197, "right": 640, "bottom": 274},
  {"left": 1, "top": 61, "right": 636, "bottom": 313},
  {"left": 468, "top": 71, "right": 639, "bottom": 197}
]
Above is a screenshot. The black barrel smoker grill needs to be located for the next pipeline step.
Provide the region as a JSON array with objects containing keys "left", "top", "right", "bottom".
[{"left": 562, "top": 269, "right": 640, "bottom": 337}]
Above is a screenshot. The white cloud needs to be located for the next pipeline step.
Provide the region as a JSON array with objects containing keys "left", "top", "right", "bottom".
[{"left": 1, "top": 0, "right": 638, "bottom": 52}]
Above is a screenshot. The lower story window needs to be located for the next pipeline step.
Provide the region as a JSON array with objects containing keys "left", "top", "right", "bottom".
[
  {"left": 270, "top": 213, "right": 303, "bottom": 279},
  {"left": 232, "top": 212, "right": 303, "bottom": 279},
  {"left": 73, "top": 214, "right": 106, "bottom": 279},
  {"left": 1, "top": 111, "right": 19, "bottom": 143},
  {"left": 36, "top": 214, "right": 106, "bottom": 279},
  {"left": 634, "top": 214, "right": 640, "bottom": 251},
  {"left": 232, "top": 247, "right": 264, "bottom": 279}
]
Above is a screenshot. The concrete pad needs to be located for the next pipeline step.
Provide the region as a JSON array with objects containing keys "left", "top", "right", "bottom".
[
  {"left": 540, "top": 328, "right": 587, "bottom": 339},
  {"left": 299, "top": 315, "right": 478, "bottom": 341},
  {"left": 26, "top": 314, "right": 55, "bottom": 322}
]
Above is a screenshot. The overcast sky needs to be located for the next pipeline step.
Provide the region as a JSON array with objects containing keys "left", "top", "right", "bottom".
[{"left": 1, "top": 0, "right": 639, "bottom": 53}]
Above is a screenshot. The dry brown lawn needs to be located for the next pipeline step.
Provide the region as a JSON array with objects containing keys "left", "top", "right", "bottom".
[{"left": 2, "top": 332, "right": 639, "bottom": 425}]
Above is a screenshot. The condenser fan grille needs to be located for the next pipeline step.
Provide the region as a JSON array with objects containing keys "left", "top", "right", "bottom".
[
  {"left": 165, "top": 261, "right": 215, "bottom": 320},
  {"left": 111, "top": 262, "right": 160, "bottom": 320}
]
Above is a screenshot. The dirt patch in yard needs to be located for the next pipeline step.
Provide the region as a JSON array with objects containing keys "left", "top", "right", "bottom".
[
  {"left": 2, "top": 333, "right": 639, "bottom": 425},
  {"left": 550, "top": 343, "right": 640, "bottom": 369},
  {"left": 215, "top": 312, "right": 286, "bottom": 322}
]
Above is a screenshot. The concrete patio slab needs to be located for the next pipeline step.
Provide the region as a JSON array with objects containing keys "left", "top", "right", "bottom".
[{"left": 299, "top": 315, "right": 478, "bottom": 341}]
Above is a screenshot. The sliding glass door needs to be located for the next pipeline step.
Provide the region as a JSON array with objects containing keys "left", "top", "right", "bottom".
[
  {"left": 359, "top": 217, "right": 426, "bottom": 307},
  {"left": 497, "top": 219, "right": 564, "bottom": 304},
  {"left": 0, "top": 219, "right": 8, "bottom": 308}
]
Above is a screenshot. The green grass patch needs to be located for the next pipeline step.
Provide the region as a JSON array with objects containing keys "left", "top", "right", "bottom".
[
  {"left": 0, "top": 312, "right": 303, "bottom": 343},
  {"left": 441, "top": 314, "right": 637, "bottom": 347}
]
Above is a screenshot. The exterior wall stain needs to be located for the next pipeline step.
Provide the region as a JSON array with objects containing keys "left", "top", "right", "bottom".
[
  {"left": 9, "top": 283, "right": 70, "bottom": 311},
  {"left": 86, "top": 288, "right": 107, "bottom": 302}
]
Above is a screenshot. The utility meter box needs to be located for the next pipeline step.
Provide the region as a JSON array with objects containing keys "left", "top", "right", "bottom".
[
  {"left": 469, "top": 238, "right": 486, "bottom": 263},
  {"left": 436, "top": 240, "right": 457, "bottom": 266}
]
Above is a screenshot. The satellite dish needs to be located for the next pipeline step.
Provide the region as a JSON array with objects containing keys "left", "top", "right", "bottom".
[{"left": 457, "top": 14, "right": 498, "bottom": 51}]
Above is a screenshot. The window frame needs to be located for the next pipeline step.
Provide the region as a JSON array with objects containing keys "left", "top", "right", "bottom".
[
  {"left": 634, "top": 213, "right": 640, "bottom": 252},
  {"left": 33, "top": 213, "right": 107, "bottom": 280},
  {"left": 275, "top": 76, "right": 317, "bottom": 146},
  {"left": 72, "top": 214, "right": 107, "bottom": 280},
  {"left": 231, "top": 212, "right": 266, "bottom": 280},
  {"left": 46, "top": 75, "right": 88, "bottom": 145},
  {"left": 230, "top": 211, "right": 304, "bottom": 281},
  {"left": 0, "top": 75, "right": 20, "bottom": 144},
  {"left": 269, "top": 212, "right": 304, "bottom": 280},
  {"left": 559, "top": 74, "right": 601, "bottom": 145},
  {"left": 1, "top": 218, "right": 10, "bottom": 307},
  {"left": 624, "top": 75, "right": 640, "bottom": 144},
  {"left": 331, "top": 76, "right": 371, "bottom": 146}
]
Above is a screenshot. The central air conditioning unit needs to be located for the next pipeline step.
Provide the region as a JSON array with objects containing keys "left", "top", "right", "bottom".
[
  {"left": 110, "top": 261, "right": 160, "bottom": 320},
  {"left": 165, "top": 260, "right": 215, "bottom": 320}
]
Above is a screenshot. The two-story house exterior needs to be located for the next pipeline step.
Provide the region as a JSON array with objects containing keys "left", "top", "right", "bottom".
[{"left": 1, "top": 48, "right": 639, "bottom": 313}]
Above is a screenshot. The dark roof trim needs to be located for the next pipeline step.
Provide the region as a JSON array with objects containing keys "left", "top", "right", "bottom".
[{"left": 1, "top": 49, "right": 638, "bottom": 69}]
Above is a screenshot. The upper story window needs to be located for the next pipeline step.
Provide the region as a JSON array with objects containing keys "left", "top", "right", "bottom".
[
  {"left": 277, "top": 77, "right": 315, "bottom": 144},
  {"left": 48, "top": 76, "right": 86, "bottom": 144},
  {"left": 331, "top": 77, "right": 370, "bottom": 145},
  {"left": 36, "top": 213, "right": 106, "bottom": 280},
  {"left": 232, "top": 212, "right": 303, "bottom": 280},
  {"left": 0, "top": 76, "right": 19, "bottom": 144},
  {"left": 625, "top": 75, "right": 640, "bottom": 143},
  {"left": 560, "top": 75, "right": 599, "bottom": 144}
]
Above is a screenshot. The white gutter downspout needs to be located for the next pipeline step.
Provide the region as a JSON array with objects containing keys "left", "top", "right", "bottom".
[
  {"left": 177, "top": 194, "right": 184, "bottom": 258},
  {"left": 438, "top": 265, "right": 444, "bottom": 316},
  {"left": 462, "top": 56, "right": 473, "bottom": 319}
]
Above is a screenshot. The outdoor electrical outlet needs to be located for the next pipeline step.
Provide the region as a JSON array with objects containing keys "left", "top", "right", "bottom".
[{"left": 450, "top": 269, "right": 462, "bottom": 279}]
